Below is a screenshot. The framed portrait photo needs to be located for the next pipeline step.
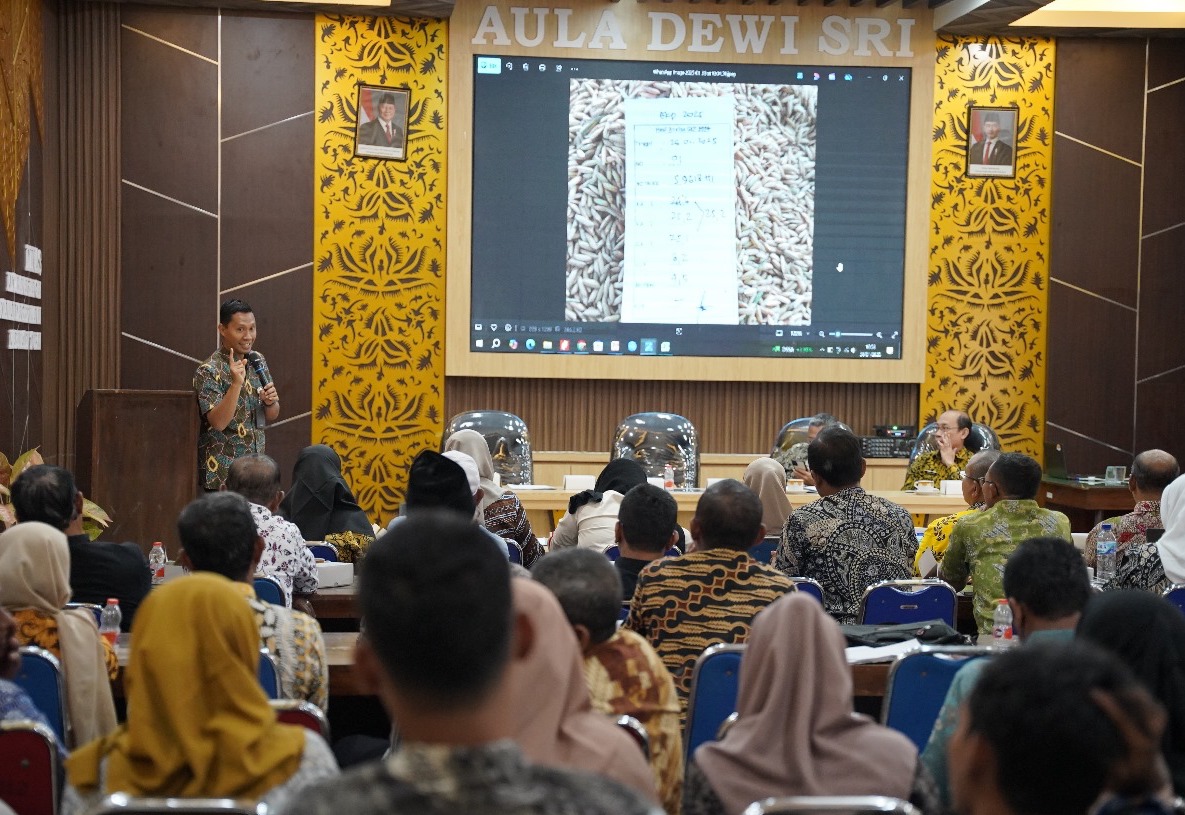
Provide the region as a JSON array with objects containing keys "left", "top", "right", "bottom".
[
  {"left": 966, "top": 105, "right": 1018, "bottom": 178},
  {"left": 354, "top": 84, "right": 410, "bottom": 161}
]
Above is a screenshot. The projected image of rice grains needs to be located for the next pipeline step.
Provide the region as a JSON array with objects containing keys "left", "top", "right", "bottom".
[{"left": 564, "top": 80, "right": 818, "bottom": 325}]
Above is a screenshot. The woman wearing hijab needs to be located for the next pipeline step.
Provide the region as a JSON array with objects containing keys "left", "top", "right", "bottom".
[
  {"left": 62, "top": 573, "right": 338, "bottom": 813},
  {"left": 684, "top": 592, "right": 940, "bottom": 815},
  {"left": 444, "top": 429, "right": 542, "bottom": 566},
  {"left": 1155, "top": 475, "right": 1185, "bottom": 585},
  {"left": 505, "top": 578, "right": 660, "bottom": 805},
  {"left": 743, "top": 457, "right": 792, "bottom": 539},
  {"left": 1076, "top": 590, "right": 1185, "bottom": 798},
  {"left": 279, "top": 444, "right": 374, "bottom": 562},
  {"left": 0, "top": 521, "right": 117, "bottom": 748},
  {"left": 551, "top": 459, "right": 649, "bottom": 553}
]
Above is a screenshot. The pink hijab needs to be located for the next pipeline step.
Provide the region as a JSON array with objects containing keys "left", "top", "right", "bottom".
[
  {"left": 506, "top": 578, "right": 659, "bottom": 804},
  {"left": 695, "top": 593, "right": 917, "bottom": 814}
]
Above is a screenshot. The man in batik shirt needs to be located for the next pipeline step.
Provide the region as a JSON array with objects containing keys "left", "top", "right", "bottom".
[
  {"left": 913, "top": 450, "right": 1000, "bottom": 575},
  {"left": 777, "top": 427, "right": 917, "bottom": 624},
  {"left": 940, "top": 453, "right": 1072, "bottom": 637},
  {"left": 1085, "top": 449, "right": 1179, "bottom": 571},
  {"left": 903, "top": 410, "right": 974, "bottom": 491},
  {"left": 193, "top": 299, "right": 280, "bottom": 491},
  {"left": 534, "top": 549, "right": 683, "bottom": 815}
]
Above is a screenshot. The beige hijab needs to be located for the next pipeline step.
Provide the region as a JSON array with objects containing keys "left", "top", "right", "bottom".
[
  {"left": 0, "top": 522, "right": 118, "bottom": 747},
  {"left": 506, "top": 578, "right": 659, "bottom": 804},
  {"left": 744, "top": 457, "right": 792, "bottom": 535},
  {"left": 695, "top": 593, "right": 917, "bottom": 814},
  {"left": 445, "top": 429, "right": 503, "bottom": 513}
]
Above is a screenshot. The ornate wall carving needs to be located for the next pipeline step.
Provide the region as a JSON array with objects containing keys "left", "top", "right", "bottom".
[
  {"left": 0, "top": 0, "right": 41, "bottom": 258},
  {"left": 314, "top": 15, "right": 446, "bottom": 519}
]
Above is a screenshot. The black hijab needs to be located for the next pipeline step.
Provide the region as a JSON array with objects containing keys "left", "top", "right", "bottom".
[
  {"left": 567, "top": 458, "right": 649, "bottom": 515},
  {"left": 279, "top": 445, "right": 373, "bottom": 540},
  {"left": 1077, "top": 589, "right": 1185, "bottom": 796}
]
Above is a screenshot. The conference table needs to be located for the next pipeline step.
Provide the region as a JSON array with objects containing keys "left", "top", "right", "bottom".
[
  {"left": 1038, "top": 476, "right": 1134, "bottom": 530},
  {"left": 512, "top": 487, "right": 968, "bottom": 534}
]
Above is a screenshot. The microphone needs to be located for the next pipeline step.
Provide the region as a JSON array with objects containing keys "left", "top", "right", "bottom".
[{"left": 245, "top": 351, "right": 272, "bottom": 389}]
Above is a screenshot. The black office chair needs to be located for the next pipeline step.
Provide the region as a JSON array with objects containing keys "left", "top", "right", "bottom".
[
  {"left": 442, "top": 410, "right": 534, "bottom": 485},
  {"left": 610, "top": 412, "right": 699, "bottom": 489},
  {"left": 771, "top": 417, "right": 852, "bottom": 473}
]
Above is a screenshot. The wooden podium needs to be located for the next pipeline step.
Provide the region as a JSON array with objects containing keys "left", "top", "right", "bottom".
[{"left": 75, "top": 390, "right": 198, "bottom": 558}]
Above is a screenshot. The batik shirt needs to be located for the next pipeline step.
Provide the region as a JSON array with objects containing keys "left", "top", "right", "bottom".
[
  {"left": 1084, "top": 501, "right": 1162, "bottom": 568},
  {"left": 11, "top": 608, "right": 118, "bottom": 680},
  {"left": 194, "top": 347, "right": 268, "bottom": 490},
  {"left": 914, "top": 506, "right": 981, "bottom": 575},
  {"left": 585, "top": 629, "right": 683, "bottom": 815},
  {"left": 902, "top": 448, "right": 971, "bottom": 491},
  {"left": 485, "top": 492, "right": 542, "bottom": 568},
  {"left": 250, "top": 502, "right": 319, "bottom": 605},
  {"left": 626, "top": 549, "right": 794, "bottom": 717},
  {"left": 775, "top": 487, "right": 917, "bottom": 624},
  {"left": 277, "top": 740, "right": 663, "bottom": 815},
  {"left": 1106, "top": 538, "right": 1170, "bottom": 595},
  {"left": 941, "top": 500, "right": 1072, "bottom": 634},
  {"left": 231, "top": 582, "right": 329, "bottom": 712}
]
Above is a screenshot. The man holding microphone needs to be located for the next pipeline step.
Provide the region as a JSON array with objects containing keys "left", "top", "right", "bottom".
[{"left": 193, "top": 299, "right": 281, "bottom": 491}]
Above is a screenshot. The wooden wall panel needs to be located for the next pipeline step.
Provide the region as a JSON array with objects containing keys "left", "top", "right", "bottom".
[{"left": 444, "top": 377, "right": 918, "bottom": 454}]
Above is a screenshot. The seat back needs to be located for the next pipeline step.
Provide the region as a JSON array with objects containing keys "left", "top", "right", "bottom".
[
  {"left": 603, "top": 545, "right": 621, "bottom": 562},
  {"left": 0, "top": 720, "right": 59, "bottom": 815},
  {"left": 684, "top": 643, "right": 745, "bottom": 763},
  {"left": 859, "top": 580, "right": 957, "bottom": 626},
  {"left": 748, "top": 538, "right": 778, "bottom": 565},
  {"left": 12, "top": 647, "right": 66, "bottom": 745},
  {"left": 506, "top": 539, "right": 522, "bottom": 565},
  {"left": 306, "top": 543, "right": 338, "bottom": 562},
  {"left": 616, "top": 714, "right": 649, "bottom": 759},
  {"left": 1164, "top": 584, "right": 1185, "bottom": 615},
  {"left": 443, "top": 410, "right": 534, "bottom": 485},
  {"left": 84, "top": 793, "right": 269, "bottom": 814},
  {"left": 745, "top": 796, "right": 922, "bottom": 815},
  {"left": 65, "top": 602, "right": 104, "bottom": 626},
  {"left": 791, "top": 576, "right": 825, "bottom": 605},
  {"left": 882, "top": 646, "right": 992, "bottom": 750},
  {"left": 770, "top": 418, "right": 852, "bottom": 474},
  {"left": 253, "top": 575, "right": 285, "bottom": 606},
  {"left": 611, "top": 412, "right": 699, "bottom": 489},
  {"left": 257, "top": 648, "right": 280, "bottom": 699},
  {"left": 270, "top": 699, "right": 331, "bottom": 740},
  {"left": 910, "top": 421, "right": 1000, "bottom": 463}
]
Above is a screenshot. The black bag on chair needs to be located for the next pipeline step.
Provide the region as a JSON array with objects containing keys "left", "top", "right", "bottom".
[{"left": 840, "top": 619, "right": 969, "bottom": 647}]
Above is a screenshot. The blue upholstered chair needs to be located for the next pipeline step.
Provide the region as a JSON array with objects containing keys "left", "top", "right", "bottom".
[
  {"left": 1163, "top": 584, "right": 1185, "bottom": 615},
  {"left": 252, "top": 576, "right": 285, "bottom": 606},
  {"left": 790, "top": 576, "right": 825, "bottom": 605},
  {"left": 306, "top": 544, "right": 338, "bottom": 562},
  {"left": 858, "top": 579, "right": 958, "bottom": 627},
  {"left": 257, "top": 647, "right": 281, "bottom": 699},
  {"left": 684, "top": 643, "right": 745, "bottom": 763},
  {"left": 12, "top": 647, "right": 66, "bottom": 745},
  {"left": 881, "top": 646, "right": 992, "bottom": 750}
]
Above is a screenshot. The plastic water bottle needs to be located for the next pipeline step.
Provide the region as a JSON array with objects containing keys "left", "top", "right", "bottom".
[
  {"left": 99, "top": 598, "right": 121, "bottom": 645},
  {"left": 1096, "top": 523, "right": 1117, "bottom": 582},
  {"left": 991, "top": 599, "right": 1015, "bottom": 649},
  {"left": 148, "top": 541, "right": 167, "bottom": 586},
  {"left": 663, "top": 463, "right": 675, "bottom": 491}
]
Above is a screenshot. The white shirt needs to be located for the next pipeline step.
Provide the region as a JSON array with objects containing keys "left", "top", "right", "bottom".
[
  {"left": 250, "top": 502, "right": 319, "bottom": 605},
  {"left": 549, "top": 491, "right": 627, "bottom": 553}
]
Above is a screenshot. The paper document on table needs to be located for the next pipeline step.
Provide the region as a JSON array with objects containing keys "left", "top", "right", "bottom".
[
  {"left": 917, "top": 548, "right": 937, "bottom": 578},
  {"left": 621, "top": 95, "right": 737, "bottom": 324},
  {"left": 845, "top": 638, "right": 922, "bottom": 664}
]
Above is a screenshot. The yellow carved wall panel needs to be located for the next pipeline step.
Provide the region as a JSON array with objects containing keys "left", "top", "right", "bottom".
[
  {"left": 923, "top": 36, "right": 1054, "bottom": 458},
  {"left": 314, "top": 15, "right": 447, "bottom": 521},
  {"left": 0, "top": 0, "right": 42, "bottom": 259}
]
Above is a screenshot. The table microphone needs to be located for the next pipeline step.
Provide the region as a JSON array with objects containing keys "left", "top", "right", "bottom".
[{"left": 245, "top": 351, "right": 272, "bottom": 388}]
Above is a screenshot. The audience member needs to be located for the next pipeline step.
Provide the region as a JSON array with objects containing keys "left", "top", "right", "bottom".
[
  {"left": 743, "top": 456, "right": 792, "bottom": 542},
  {"left": 279, "top": 444, "right": 374, "bottom": 559},
  {"left": 507, "top": 578, "right": 660, "bottom": 803},
  {"left": 923, "top": 536, "right": 1092, "bottom": 806},
  {"left": 532, "top": 549, "right": 683, "bottom": 814},
  {"left": 226, "top": 454, "right": 318, "bottom": 605},
  {"left": 940, "top": 452, "right": 1071, "bottom": 636},
  {"left": 285, "top": 513, "right": 660, "bottom": 815},
  {"left": 948, "top": 641, "right": 1169, "bottom": 815},
  {"left": 614, "top": 484, "right": 679, "bottom": 601},
  {"left": 776, "top": 427, "right": 915, "bottom": 623},
  {"left": 0, "top": 522, "right": 116, "bottom": 747},
  {"left": 1086, "top": 451, "right": 1178, "bottom": 568},
  {"left": 781, "top": 413, "right": 844, "bottom": 486},
  {"left": 1154, "top": 475, "right": 1185, "bottom": 586},
  {"left": 552, "top": 459, "right": 649, "bottom": 552},
  {"left": 178, "top": 492, "right": 329, "bottom": 711},
  {"left": 0, "top": 604, "right": 64, "bottom": 758},
  {"left": 903, "top": 409, "right": 975, "bottom": 490},
  {"left": 627, "top": 480, "right": 794, "bottom": 714},
  {"left": 62, "top": 573, "right": 338, "bottom": 813},
  {"left": 1077, "top": 590, "right": 1185, "bottom": 797},
  {"left": 684, "top": 593, "right": 939, "bottom": 815},
  {"left": 11, "top": 464, "right": 150, "bottom": 631},
  {"left": 913, "top": 450, "right": 1000, "bottom": 576},
  {"left": 445, "top": 429, "right": 542, "bottom": 566}
]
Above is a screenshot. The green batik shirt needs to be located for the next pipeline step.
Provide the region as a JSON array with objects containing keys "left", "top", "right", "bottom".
[
  {"left": 194, "top": 347, "right": 267, "bottom": 490},
  {"left": 940, "top": 499, "right": 1071, "bottom": 634}
]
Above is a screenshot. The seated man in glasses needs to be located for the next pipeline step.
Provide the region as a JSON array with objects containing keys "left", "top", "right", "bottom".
[
  {"left": 913, "top": 450, "right": 1000, "bottom": 577},
  {"left": 903, "top": 410, "right": 976, "bottom": 491}
]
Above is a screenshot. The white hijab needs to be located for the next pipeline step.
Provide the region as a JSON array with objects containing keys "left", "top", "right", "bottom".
[{"left": 1156, "top": 476, "right": 1185, "bottom": 584}]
